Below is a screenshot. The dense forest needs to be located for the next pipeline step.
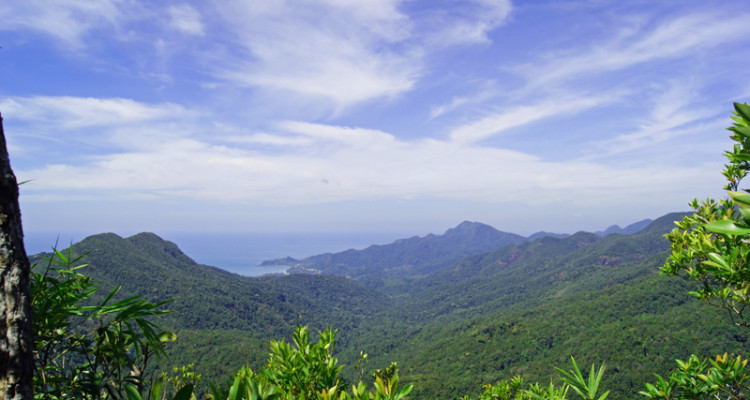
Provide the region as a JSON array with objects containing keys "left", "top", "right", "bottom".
[{"left": 26, "top": 210, "right": 748, "bottom": 399}]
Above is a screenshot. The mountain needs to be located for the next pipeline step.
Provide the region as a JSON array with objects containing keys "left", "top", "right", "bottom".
[
  {"left": 351, "top": 214, "right": 750, "bottom": 398},
  {"left": 29, "top": 211, "right": 750, "bottom": 399},
  {"left": 261, "top": 218, "right": 657, "bottom": 284},
  {"left": 31, "top": 232, "right": 392, "bottom": 384},
  {"left": 526, "top": 231, "right": 569, "bottom": 241},
  {"left": 261, "top": 221, "right": 527, "bottom": 283},
  {"left": 594, "top": 218, "right": 653, "bottom": 236}
]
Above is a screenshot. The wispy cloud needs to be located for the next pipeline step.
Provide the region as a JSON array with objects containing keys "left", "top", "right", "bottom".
[
  {"left": 0, "top": 97, "right": 191, "bottom": 129},
  {"left": 429, "top": 82, "right": 499, "bottom": 120},
  {"left": 419, "top": 0, "right": 512, "bottom": 46},
  {"left": 590, "top": 82, "right": 719, "bottom": 157},
  {"left": 211, "top": 0, "right": 419, "bottom": 112},
  {"left": 210, "top": 0, "right": 513, "bottom": 114},
  {"left": 4, "top": 1, "right": 747, "bottom": 234},
  {"left": 0, "top": 0, "right": 130, "bottom": 48},
  {"left": 10, "top": 96, "right": 712, "bottom": 213},
  {"left": 517, "top": 12, "right": 750, "bottom": 90},
  {"left": 448, "top": 92, "right": 622, "bottom": 145},
  {"left": 167, "top": 4, "right": 204, "bottom": 36}
]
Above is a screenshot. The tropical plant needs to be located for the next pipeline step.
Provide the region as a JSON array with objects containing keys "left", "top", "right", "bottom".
[
  {"left": 639, "top": 353, "right": 750, "bottom": 400},
  {"left": 206, "top": 325, "right": 413, "bottom": 400},
  {"left": 31, "top": 247, "right": 177, "bottom": 399},
  {"left": 555, "top": 357, "right": 608, "bottom": 400},
  {"left": 459, "top": 376, "right": 531, "bottom": 400},
  {"left": 457, "top": 358, "right": 606, "bottom": 400},
  {"left": 640, "top": 103, "right": 750, "bottom": 399},
  {"left": 662, "top": 102, "right": 750, "bottom": 327}
]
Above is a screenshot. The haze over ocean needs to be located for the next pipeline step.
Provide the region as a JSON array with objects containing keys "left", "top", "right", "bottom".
[{"left": 24, "top": 231, "right": 405, "bottom": 277}]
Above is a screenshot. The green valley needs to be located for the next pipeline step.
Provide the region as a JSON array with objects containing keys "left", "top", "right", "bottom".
[{"left": 30, "top": 211, "right": 750, "bottom": 399}]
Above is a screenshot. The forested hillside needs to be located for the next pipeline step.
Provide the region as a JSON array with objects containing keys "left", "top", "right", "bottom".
[
  {"left": 31, "top": 232, "right": 392, "bottom": 384},
  {"left": 28, "top": 211, "right": 750, "bottom": 399}
]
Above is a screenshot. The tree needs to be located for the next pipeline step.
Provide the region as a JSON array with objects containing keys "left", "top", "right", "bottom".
[
  {"left": 638, "top": 102, "right": 750, "bottom": 399},
  {"left": 30, "top": 249, "right": 178, "bottom": 399},
  {"left": 0, "top": 111, "right": 34, "bottom": 399},
  {"left": 206, "top": 326, "right": 413, "bottom": 400},
  {"left": 662, "top": 102, "right": 750, "bottom": 327}
]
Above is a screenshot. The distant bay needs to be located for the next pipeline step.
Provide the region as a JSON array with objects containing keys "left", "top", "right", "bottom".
[{"left": 25, "top": 231, "right": 404, "bottom": 277}]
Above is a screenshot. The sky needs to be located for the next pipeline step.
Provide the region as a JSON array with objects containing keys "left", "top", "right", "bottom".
[{"left": 2, "top": 0, "right": 750, "bottom": 244}]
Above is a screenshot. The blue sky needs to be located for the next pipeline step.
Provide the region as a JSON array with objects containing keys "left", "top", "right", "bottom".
[{"left": 2, "top": 0, "right": 750, "bottom": 241}]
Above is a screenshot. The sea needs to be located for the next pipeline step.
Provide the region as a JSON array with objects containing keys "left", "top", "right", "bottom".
[{"left": 24, "top": 231, "right": 405, "bottom": 277}]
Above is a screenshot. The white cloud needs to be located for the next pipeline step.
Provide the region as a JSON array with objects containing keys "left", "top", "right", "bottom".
[
  {"left": 448, "top": 93, "right": 621, "bottom": 145},
  {"left": 278, "top": 121, "right": 397, "bottom": 149},
  {"left": 430, "top": 96, "right": 470, "bottom": 120},
  {"left": 17, "top": 123, "right": 709, "bottom": 210},
  {"left": 517, "top": 12, "right": 750, "bottom": 89},
  {"left": 210, "top": 0, "right": 513, "bottom": 113},
  {"left": 590, "top": 82, "right": 722, "bottom": 158},
  {"left": 429, "top": 81, "right": 500, "bottom": 119},
  {"left": 211, "top": 0, "right": 419, "bottom": 111},
  {"left": 222, "top": 133, "right": 314, "bottom": 147},
  {"left": 0, "top": 97, "right": 191, "bottom": 129},
  {"left": 167, "top": 4, "right": 204, "bottom": 36},
  {"left": 422, "top": 0, "right": 512, "bottom": 46},
  {"left": 7, "top": 3, "right": 743, "bottom": 234},
  {"left": 10, "top": 96, "right": 713, "bottom": 214},
  {"left": 0, "top": 0, "right": 129, "bottom": 47}
]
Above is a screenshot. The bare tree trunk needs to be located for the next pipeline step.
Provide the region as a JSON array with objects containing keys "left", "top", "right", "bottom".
[{"left": 0, "top": 111, "right": 33, "bottom": 400}]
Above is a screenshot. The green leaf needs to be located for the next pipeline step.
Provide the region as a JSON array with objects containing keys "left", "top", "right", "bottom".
[
  {"left": 707, "top": 253, "right": 730, "bottom": 270},
  {"left": 729, "top": 153, "right": 750, "bottom": 162},
  {"left": 171, "top": 384, "right": 195, "bottom": 400},
  {"left": 729, "top": 125, "right": 750, "bottom": 139},
  {"left": 705, "top": 219, "right": 750, "bottom": 235},
  {"left": 228, "top": 375, "right": 241, "bottom": 400},
  {"left": 738, "top": 207, "right": 750, "bottom": 223},
  {"left": 735, "top": 102, "right": 750, "bottom": 122},
  {"left": 729, "top": 191, "right": 750, "bottom": 208},
  {"left": 149, "top": 378, "right": 164, "bottom": 400},
  {"left": 124, "top": 384, "right": 144, "bottom": 400},
  {"left": 159, "top": 331, "right": 178, "bottom": 343}
]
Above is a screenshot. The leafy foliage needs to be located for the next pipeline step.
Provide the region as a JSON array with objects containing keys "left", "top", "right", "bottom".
[
  {"left": 31, "top": 247, "right": 176, "bottom": 399},
  {"left": 205, "top": 326, "right": 412, "bottom": 400},
  {"left": 663, "top": 102, "right": 750, "bottom": 327},
  {"left": 637, "top": 102, "right": 750, "bottom": 399},
  {"left": 39, "top": 211, "right": 750, "bottom": 399},
  {"left": 556, "top": 358, "right": 608, "bottom": 400},
  {"left": 639, "top": 353, "right": 750, "bottom": 399}
]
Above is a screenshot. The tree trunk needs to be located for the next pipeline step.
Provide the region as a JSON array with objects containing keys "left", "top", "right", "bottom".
[{"left": 0, "top": 111, "right": 33, "bottom": 400}]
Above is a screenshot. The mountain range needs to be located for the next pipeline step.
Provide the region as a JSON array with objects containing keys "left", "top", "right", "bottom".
[
  {"left": 29, "top": 212, "right": 750, "bottom": 399},
  {"left": 260, "top": 218, "right": 653, "bottom": 284}
]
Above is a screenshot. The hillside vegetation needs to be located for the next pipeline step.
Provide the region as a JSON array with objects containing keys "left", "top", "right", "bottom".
[{"left": 32, "top": 208, "right": 750, "bottom": 399}]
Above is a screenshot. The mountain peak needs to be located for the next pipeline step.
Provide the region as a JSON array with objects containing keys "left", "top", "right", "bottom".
[
  {"left": 639, "top": 212, "right": 691, "bottom": 234},
  {"left": 126, "top": 232, "right": 197, "bottom": 265},
  {"left": 444, "top": 221, "right": 497, "bottom": 236}
]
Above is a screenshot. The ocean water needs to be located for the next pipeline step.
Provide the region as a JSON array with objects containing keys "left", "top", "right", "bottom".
[{"left": 24, "top": 231, "right": 404, "bottom": 277}]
